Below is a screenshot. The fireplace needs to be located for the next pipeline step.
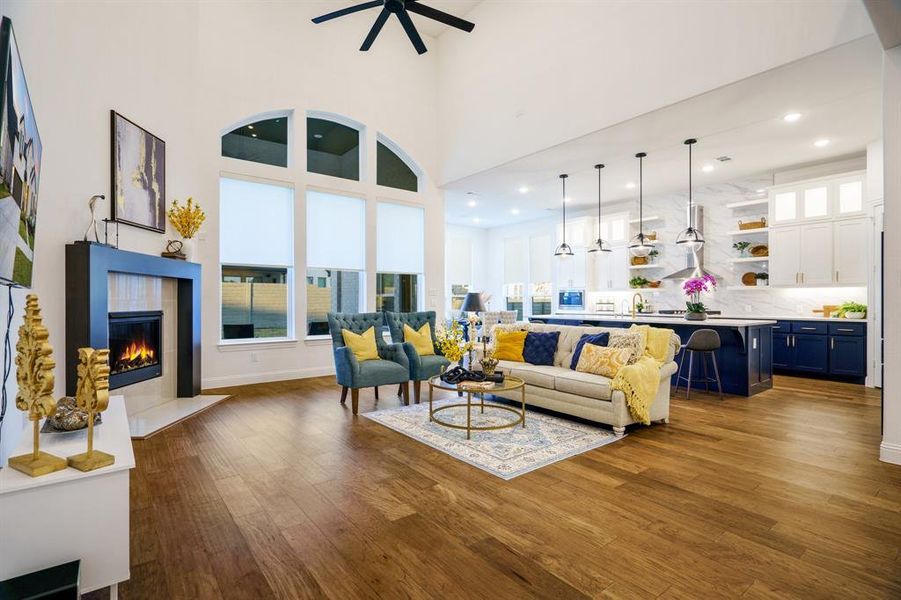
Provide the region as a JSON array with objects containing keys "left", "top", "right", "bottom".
[{"left": 108, "top": 311, "right": 163, "bottom": 389}]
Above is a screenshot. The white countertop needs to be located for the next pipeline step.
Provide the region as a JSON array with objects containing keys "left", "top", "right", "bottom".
[
  {"left": 546, "top": 312, "right": 867, "bottom": 324},
  {"left": 545, "top": 313, "right": 776, "bottom": 327},
  {"left": 0, "top": 395, "right": 135, "bottom": 495}
]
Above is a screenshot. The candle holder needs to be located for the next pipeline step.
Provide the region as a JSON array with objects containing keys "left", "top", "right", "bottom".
[
  {"left": 8, "top": 295, "right": 67, "bottom": 477},
  {"left": 67, "top": 348, "right": 114, "bottom": 472}
]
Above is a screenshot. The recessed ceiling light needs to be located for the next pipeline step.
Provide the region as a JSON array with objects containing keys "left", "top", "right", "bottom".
[
  {"left": 564, "top": 197, "right": 572, "bottom": 203},
  {"left": 756, "top": 188, "right": 765, "bottom": 193},
  {"left": 511, "top": 208, "right": 520, "bottom": 215},
  {"left": 248, "top": 125, "right": 254, "bottom": 130},
  {"left": 472, "top": 217, "right": 480, "bottom": 224},
  {"left": 701, "top": 164, "right": 714, "bottom": 173},
  {"left": 518, "top": 186, "right": 529, "bottom": 194},
  {"left": 251, "top": 133, "right": 258, "bottom": 138},
  {"left": 313, "top": 133, "right": 323, "bottom": 139},
  {"left": 625, "top": 182, "right": 636, "bottom": 189},
  {"left": 467, "top": 200, "right": 477, "bottom": 208},
  {"left": 814, "top": 138, "right": 830, "bottom": 148},
  {"left": 783, "top": 112, "right": 802, "bottom": 123}
]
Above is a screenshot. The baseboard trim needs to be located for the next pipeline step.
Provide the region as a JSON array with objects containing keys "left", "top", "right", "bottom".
[
  {"left": 879, "top": 441, "right": 901, "bottom": 465},
  {"left": 202, "top": 366, "right": 334, "bottom": 389}
]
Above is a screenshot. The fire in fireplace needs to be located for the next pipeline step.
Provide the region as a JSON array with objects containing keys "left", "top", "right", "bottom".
[{"left": 108, "top": 311, "right": 163, "bottom": 389}]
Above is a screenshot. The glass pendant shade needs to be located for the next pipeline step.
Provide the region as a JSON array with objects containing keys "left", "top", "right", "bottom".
[
  {"left": 675, "top": 226, "right": 705, "bottom": 252},
  {"left": 628, "top": 233, "right": 653, "bottom": 257},
  {"left": 587, "top": 237, "right": 610, "bottom": 253},
  {"left": 677, "top": 138, "right": 705, "bottom": 251},
  {"left": 554, "top": 241, "right": 574, "bottom": 257}
]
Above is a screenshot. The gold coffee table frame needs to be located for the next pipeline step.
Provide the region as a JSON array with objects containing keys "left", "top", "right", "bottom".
[{"left": 427, "top": 375, "right": 526, "bottom": 440}]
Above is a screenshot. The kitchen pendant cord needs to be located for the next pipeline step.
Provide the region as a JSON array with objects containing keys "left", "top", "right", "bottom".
[
  {"left": 688, "top": 141, "right": 693, "bottom": 229},
  {"left": 0, "top": 283, "right": 15, "bottom": 453}
]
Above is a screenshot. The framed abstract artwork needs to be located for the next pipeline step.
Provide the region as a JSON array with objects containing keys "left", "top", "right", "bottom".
[{"left": 110, "top": 110, "right": 166, "bottom": 233}]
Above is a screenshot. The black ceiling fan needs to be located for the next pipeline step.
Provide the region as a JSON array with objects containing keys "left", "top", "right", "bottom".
[{"left": 311, "top": 0, "right": 475, "bottom": 55}]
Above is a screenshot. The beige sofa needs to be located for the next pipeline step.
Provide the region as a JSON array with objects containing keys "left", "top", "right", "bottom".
[{"left": 480, "top": 323, "right": 680, "bottom": 436}]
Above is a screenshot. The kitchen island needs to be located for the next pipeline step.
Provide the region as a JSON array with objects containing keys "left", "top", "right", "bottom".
[{"left": 530, "top": 313, "right": 776, "bottom": 396}]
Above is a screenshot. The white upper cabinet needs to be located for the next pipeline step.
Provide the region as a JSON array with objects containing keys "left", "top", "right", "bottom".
[
  {"left": 769, "top": 226, "right": 801, "bottom": 286},
  {"left": 799, "top": 223, "right": 834, "bottom": 285},
  {"left": 833, "top": 218, "right": 868, "bottom": 284},
  {"left": 769, "top": 171, "right": 865, "bottom": 225}
]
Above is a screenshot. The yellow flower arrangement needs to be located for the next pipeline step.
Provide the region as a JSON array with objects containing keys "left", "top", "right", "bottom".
[
  {"left": 435, "top": 320, "right": 472, "bottom": 364},
  {"left": 167, "top": 197, "right": 206, "bottom": 239}
]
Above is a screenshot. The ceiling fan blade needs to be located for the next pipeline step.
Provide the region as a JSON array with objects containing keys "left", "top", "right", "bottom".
[
  {"left": 312, "top": 0, "right": 382, "bottom": 24},
  {"left": 396, "top": 9, "right": 427, "bottom": 54},
  {"left": 405, "top": 2, "right": 475, "bottom": 32},
  {"left": 360, "top": 8, "right": 390, "bottom": 50}
]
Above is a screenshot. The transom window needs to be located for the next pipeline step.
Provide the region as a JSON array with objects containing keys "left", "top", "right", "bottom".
[
  {"left": 377, "top": 140, "right": 418, "bottom": 192},
  {"left": 221, "top": 117, "right": 288, "bottom": 167},
  {"left": 307, "top": 117, "right": 361, "bottom": 181}
]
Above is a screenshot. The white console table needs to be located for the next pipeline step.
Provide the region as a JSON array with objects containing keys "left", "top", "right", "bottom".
[{"left": 0, "top": 395, "right": 134, "bottom": 597}]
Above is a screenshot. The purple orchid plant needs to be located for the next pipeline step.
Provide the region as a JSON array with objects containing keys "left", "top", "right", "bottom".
[{"left": 683, "top": 274, "right": 717, "bottom": 314}]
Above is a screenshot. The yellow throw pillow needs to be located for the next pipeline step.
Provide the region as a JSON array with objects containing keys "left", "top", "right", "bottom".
[
  {"left": 342, "top": 326, "right": 379, "bottom": 362},
  {"left": 403, "top": 323, "right": 435, "bottom": 356},
  {"left": 494, "top": 330, "right": 527, "bottom": 362},
  {"left": 575, "top": 344, "right": 633, "bottom": 378}
]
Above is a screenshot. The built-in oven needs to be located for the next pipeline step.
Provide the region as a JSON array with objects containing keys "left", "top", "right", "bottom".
[{"left": 558, "top": 289, "right": 585, "bottom": 311}]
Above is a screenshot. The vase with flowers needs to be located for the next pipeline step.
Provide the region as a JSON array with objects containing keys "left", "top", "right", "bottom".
[
  {"left": 435, "top": 320, "right": 472, "bottom": 366},
  {"left": 682, "top": 274, "right": 717, "bottom": 321},
  {"left": 166, "top": 197, "right": 206, "bottom": 262}
]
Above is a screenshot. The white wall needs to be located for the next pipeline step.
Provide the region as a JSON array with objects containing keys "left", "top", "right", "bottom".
[
  {"left": 881, "top": 47, "right": 901, "bottom": 465},
  {"left": 0, "top": 0, "right": 445, "bottom": 436},
  {"left": 436, "top": 0, "right": 873, "bottom": 184}
]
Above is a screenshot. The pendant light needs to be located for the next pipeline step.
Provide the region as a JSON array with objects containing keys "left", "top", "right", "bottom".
[
  {"left": 588, "top": 164, "right": 611, "bottom": 253},
  {"left": 554, "top": 174, "right": 574, "bottom": 257},
  {"left": 628, "top": 152, "right": 653, "bottom": 257},
  {"left": 675, "top": 138, "right": 705, "bottom": 251}
]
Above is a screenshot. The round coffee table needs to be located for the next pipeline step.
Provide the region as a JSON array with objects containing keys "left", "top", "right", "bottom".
[{"left": 427, "top": 375, "right": 526, "bottom": 440}]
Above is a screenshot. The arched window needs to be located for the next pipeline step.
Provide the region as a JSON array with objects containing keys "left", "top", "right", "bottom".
[
  {"left": 377, "top": 135, "right": 419, "bottom": 192},
  {"left": 306, "top": 114, "right": 362, "bottom": 181},
  {"left": 221, "top": 114, "right": 289, "bottom": 167}
]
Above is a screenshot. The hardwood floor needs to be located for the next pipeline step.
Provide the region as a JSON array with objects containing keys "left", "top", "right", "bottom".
[{"left": 103, "top": 375, "right": 900, "bottom": 599}]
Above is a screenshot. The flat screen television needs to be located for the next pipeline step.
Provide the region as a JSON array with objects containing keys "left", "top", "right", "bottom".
[{"left": 0, "top": 17, "right": 41, "bottom": 288}]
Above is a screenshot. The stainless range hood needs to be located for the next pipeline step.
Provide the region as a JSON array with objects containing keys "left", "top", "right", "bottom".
[{"left": 664, "top": 205, "right": 723, "bottom": 281}]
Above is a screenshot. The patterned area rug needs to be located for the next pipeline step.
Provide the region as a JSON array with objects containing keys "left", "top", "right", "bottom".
[{"left": 365, "top": 398, "right": 623, "bottom": 480}]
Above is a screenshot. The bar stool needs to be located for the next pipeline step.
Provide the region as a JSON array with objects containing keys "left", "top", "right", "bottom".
[{"left": 676, "top": 329, "right": 722, "bottom": 399}]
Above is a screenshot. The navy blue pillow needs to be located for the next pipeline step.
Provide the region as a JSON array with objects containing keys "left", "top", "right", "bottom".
[
  {"left": 570, "top": 332, "right": 610, "bottom": 369},
  {"left": 523, "top": 331, "right": 560, "bottom": 366}
]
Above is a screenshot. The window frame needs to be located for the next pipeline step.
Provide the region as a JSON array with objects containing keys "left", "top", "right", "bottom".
[
  {"left": 218, "top": 172, "right": 297, "bottom": 345},
  {"left": 376, "top": 132, "right": 422, "bottom": 193},
  {"left": 220, "top": 110, "right": 293, "bottom": 169},
  {"left": 306, "top": 110, "right": 367, "bottom": 183}
]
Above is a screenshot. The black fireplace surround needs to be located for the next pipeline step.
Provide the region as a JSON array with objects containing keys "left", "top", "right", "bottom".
[
  {"left": 65, "top": 243, "right": 201, "bottom": 397},
  {"left": 108, "top": 310, "right": 163, "bottom": 389}
]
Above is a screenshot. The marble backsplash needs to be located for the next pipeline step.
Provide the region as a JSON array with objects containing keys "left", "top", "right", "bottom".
[{"left": 587, "top": 176, "right": 868, "bottom": 317}]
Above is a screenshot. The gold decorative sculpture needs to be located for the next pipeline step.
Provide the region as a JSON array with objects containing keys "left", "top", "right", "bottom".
[
  {"left": 67, "top": 348, "right": 114, "bottom": 472},
  {"left": 8, "top": 295, "right": 67, "bottom": 477}
]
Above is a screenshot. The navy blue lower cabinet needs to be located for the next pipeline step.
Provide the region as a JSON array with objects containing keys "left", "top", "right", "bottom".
[
  {"left": 830, "top": 335, "right": 866, "bottom": 377},
  {"left": 772, "top": 332, "right": 792, "bottom": 369},
  {"left": 793, "top": 334, "right": 829, "bottom": 374},
  {"left": 771, "top": 320, "right": 867, "bottom": 383}
]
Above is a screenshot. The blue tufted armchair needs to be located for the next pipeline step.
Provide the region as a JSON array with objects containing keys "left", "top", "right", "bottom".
[
  {"left": 327, "top": 312, "right": 411, "bottom": 414},
  {"left": 384, "top": 311, "right": 451, "bottom": 404}
]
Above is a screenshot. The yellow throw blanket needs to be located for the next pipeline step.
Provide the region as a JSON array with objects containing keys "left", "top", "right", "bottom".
[{"left": 611, "top": 325, "right": 674, "bottom": 425}]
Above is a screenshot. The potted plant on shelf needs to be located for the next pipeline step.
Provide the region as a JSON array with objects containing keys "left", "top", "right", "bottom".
[
  {"left": 629, "top": 276, "right": 651, "bottom": 289},
  {"left": 648, "top": 248, "right": 659, "bottom": 264},
  {"left": 755, "top": 272, "right": 769, "bottom": 286},
  {"left": 733, "top": 241, "right": 751, "bottom": 257},
  {"left": 682, "top": 274, "right": 717, "bottom": 321},
  {"left": 836, "top": 302, "right": 867, "bottom": 320}
]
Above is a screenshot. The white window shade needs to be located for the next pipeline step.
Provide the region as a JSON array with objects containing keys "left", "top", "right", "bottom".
[
  {"left": 377, "top": 202, "right": 424, "bottom": 274},
  {"left": 446, "top": 236, "right": 472, "bottom": 285},
  {"left": 530, "top": 234, "right": 551, "bottom": 282},
  {"left": 504, "top": 238, "right": 525, "bottom": 284},
  {"left": 307, "top": 190, "right": 365, "bottom": 270},
  {"left": 220, "top": 177, "right": 294, "bottom": 266}
]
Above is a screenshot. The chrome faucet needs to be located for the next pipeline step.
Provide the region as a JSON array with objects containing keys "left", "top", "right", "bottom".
[{"left": 631, "top": 293, "right": 645, "bottom": 319}]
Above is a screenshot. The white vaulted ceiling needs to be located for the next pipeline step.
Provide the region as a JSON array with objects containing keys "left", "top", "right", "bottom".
[{"left": 444, "top": 35, "right": 882, "bottom": 228}]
